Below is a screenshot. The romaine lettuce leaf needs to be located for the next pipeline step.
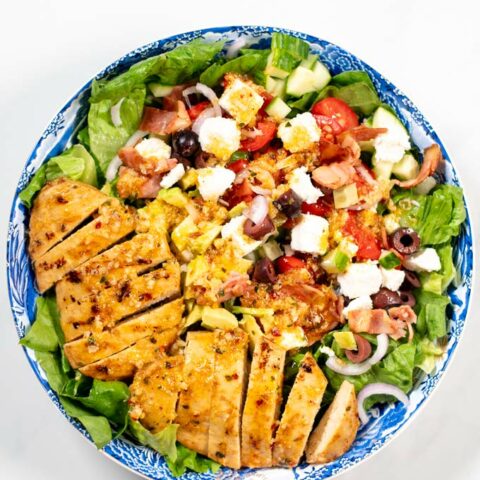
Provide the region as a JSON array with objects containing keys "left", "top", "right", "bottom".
[
  {"left": 91, "top": 39, "right": 224, "bottom": 103},
  {"left": 166, "top": 444, "right": 220, "bottom": 477},
  {"left": 414, "top": 337, "right": 444, "bottom": 374},
  {"left": 415, "top": 289, "right": 450, "bottom": 339},
  {"left": 88, "top": 85, "right": 145, "bottom": 173},
  {"left": 129, "top": 421, "right": 179, "bottom": 462},
  {"left": 420, "top": 243, "right": 456, "bottom": 294}
]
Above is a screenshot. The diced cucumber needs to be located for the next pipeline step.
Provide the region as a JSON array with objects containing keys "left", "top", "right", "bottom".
[
  {"left": 333, "top": 183, "right": 358, "bottom": 209},
  {"left": 392, "top": 153, "right": 419, "bottom": 180},
  {"left": 300, "top": 53, "right": 318, "bottom": 69},
  {"left": 286, "top": 66, "right": 318, "bottom": 97},
  {"left": 201, "top": 307, "right": 238, "bottom": 330},
  {"left": 265, "top": 97, "right": 291, "bottom": 120},
  {"left": 148, "top": 83, "right": 174, "bottom": 97},
  {"left": 266, "top": 33, "right": 309, "bottom": 79},
  {"left": 184, "top": 304, "right": 204, "bottom": 330},
  {"left": 372, "top": 106, "right": 408, "bottom": 136},
  {"left": 413, "top": 176, "right": 437, "bottom": 195},
  {"left": 260, "top": 239, "right": 283, "bottom": 261},
  {"left": 266, "top": 76, "right": 285, "bottom": 97},
  {"left": 265, "top": 52, "right": 292, "bottom": 79},
  {"left": 372, "top": 153, "right": 393, "bottom": 180},
  {"left": 311, "top": 61, "right": 331, "bottom": 90}
]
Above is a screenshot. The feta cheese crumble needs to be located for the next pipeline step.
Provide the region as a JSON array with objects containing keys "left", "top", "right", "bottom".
[
  {"left": 289, "top": 167, "right": 323, "bottom": 204},
  {"left": 221, "top": 215, "right": 262, "bottom": 257},
  {"left": 337, "top": 262, "right": 382, "bottom": 299},
  {"left": 278, "top": 112, "right": 321, "bottom": 153},
  {"left": 380, "top": 266, "right": 405, "bottom": 291},
  {"left": 403, "top": 248, "right": 442, "bottom": 272},
  {"left": 197, "top": 167, "right": 235, "bottom": 201},
  {"left": 160, "top": 163, "right": 185, "bottom": 189},
  {"left": 374, "top": 125, "right": 411, "bottom": 163},
  {"left": 291, "top": 214, "right": 329, "bottom": 255},
  {"left": 198, "top": 117, "right": 241, "bottom": 160},
  {"left": 219, "top": 78, "right": 264, "bottom": 126},
  {"left": 135, "top": 137, "right": 171, "bottom": 163},
  {"left": 343, "top": 295, "right": 373, "bottom": 315}
]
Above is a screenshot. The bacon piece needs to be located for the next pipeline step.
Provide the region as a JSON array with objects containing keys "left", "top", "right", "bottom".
[
  {"left": 163, "top": 85, "right": 188, "bottom": 110},
  {"left": 116, "top": 166, "right": 162, "bottom": 199},
  {"left": 140, "top": 102, "right": 191, "bottom": 135},
  {"left": 339, "top": 126, "right": 387, "bottom": 142},
  {"left": 279, "top": 284, "right": 326, "bottom": 305},
  {"left": 312, "top": 161, "right": 356, "bottom": 189},
  {"left": 119, "top": 147, "right": 177, "bottom": 176},
  {"left": 393, "top": 143, "right": 441, "bottom": 189},
  {"left": 388, "top": 305, "right": 417, "bottom": 342},
  {"left": 217, "top": 273, "right": 252, "bottom": 302}
]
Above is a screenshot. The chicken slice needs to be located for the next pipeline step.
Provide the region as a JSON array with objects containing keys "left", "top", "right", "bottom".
[
  {"left": 63, "top": 298, "right": 184, "bottom": 369},
  {"left": 207, "top": 329, "right": 249, "bottom": 469},
  {"left": 241, "top": 338, "right": 286, "bottom": 468},
  {"left": 79, "top": 328, "right": 178, "bottom": 381},
  {"left": 59, "top": 261, "right": 180, "bottom": 342},
  {"left": 176, "top": 331, "right": 215, "bottom": 456},
  {"left": 29, "top": 178, "right": 109, "bottom": 261},
  {"left": 56, "top": 232, "right": 171, "bottom": 303},
  {"left": 273, "top": 353, "right": 327, "bottom": 467},
  {"left": 129, "top": 355, "right": 184, "bottom": 433},
  {"left": 306, "top": 380, "right": 360, "bottom": 464},
  {"left": 34, "top": 200, "right": 136, "bottom": 292}
]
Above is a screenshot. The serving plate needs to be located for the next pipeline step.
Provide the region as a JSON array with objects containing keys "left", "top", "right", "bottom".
[{"left": 6, "top": 25, "right": 474, "bottom": 480}]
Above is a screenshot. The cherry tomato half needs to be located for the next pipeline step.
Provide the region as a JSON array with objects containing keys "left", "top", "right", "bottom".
[
  {"left": 343, "top": 212, "right": 381, "bottom": 261},
  {"left": 301, "top": 198, "right": 333, "bottom": 217},
  {"left": 187, "top": 101, "right": 211, "bottom": 120},
  {"left": 227, "top": 159, "right": 249, "bottom": 174},
  {"left": 311, "top": 98, "right": 359, "bottom": 132},
  {"left": 276, "top": 256, "right": 307, "bottom": 273},
  {"left": 223, "top": 180, "right": 254, "bottom": 208},
  {"left": 241, "top": 120, "right": 277, "bottom": 152}
]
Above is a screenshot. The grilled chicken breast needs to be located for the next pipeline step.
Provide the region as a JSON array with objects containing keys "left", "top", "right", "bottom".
[
  {"left": 78, "top": 328, "right": 178, "bottom": 381},
  {"left": 129, "top": 355, "right": 184, "bottom": 433},
  {"left": 273, "top": 353, "right": 327, "bottom": 467},
  {"left": 208, "top": 329, "right": 249, "bottom": 469},
  {"left": 241, "top": 338, "right": 286, "bottom": 468},
  {"left": 176, "top": 331, "right": 216, "bottom": 456},
  {"left": 306, "top": 380, "right": 359, "bottom": 464},
  {"left": 29, "top": 178, "right": 109, "bottom": 261},
  {"left": 59, "top": 261, "right": 181, "bottom": 342},
  {"left": 64, "top": 298, "right": 184, "bottom": 369},
  {"left": 34, "top": 200, "right": 136, "bottom": 292}
]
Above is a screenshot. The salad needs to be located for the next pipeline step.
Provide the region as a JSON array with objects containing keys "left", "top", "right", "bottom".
[{"left": 19, "top": 33, "right": 466, "bottom": 476}]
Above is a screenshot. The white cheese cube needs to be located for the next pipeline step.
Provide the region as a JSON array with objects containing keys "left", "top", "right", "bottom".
[
  {"left": 291, "top": 214, "right": 329, "bottom": 255},
  {"left": 197, "top": 167, "right": 235, "bottom": 201},
  {"left": 219, "top": 78, "right": 264, "bottom": 126},
  {"left": 373, "top": 128, "right": 411, "bottom": 163},
  {"left": 198, "top": 117, "right": 241, "bottom": 160},
  {"left": 135, "top": 137, "right": 171, "bottom": 162},
  {"left": 221, "top": 215, "right": 262, "bottom": 257},
  {"left": 278, "top": 327, "right": 308, "bottom": 350},
  {"left": 278, "top": 112, "right": 321, "bottom": 153},
  {"left": 337, "top": 262, "right": 382, "bottom": 299},
  {"left": 380, "top": 266, "right": 405, "bottom": 291},
  {"left": 159, "top": 163, "right": 185, "bottom": 188},
  {"left": 289, "top": 167, "right": 323, "bottom": 204},
  {"left": 403, "top": 248, "right": 442, "bottom": 272},
  {"left": 343, "top": 295, "right": 373, "bottom": 315}
]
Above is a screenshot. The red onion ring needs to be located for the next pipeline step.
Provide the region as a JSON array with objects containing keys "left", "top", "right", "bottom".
[{"left": 244, "top": 195, "right": 268, "bottom": 226}]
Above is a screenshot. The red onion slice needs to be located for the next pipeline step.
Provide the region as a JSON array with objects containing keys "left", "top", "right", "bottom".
[
  {"left": 110, "top": 97, "right": 125, "bottom": 127},
  {"left": 195, "top": 82, "right": 222, "bottom": 117},
  {"left": 192, "top": 107, "right": 217, "bottom": 135},
  {"left": 250, "top": 185, "right": 272, "bottom": 196},
  {"left": 325, "top": 334, "right": 389, "bottom": 376},
  {"left": 182, "top": 86, "right": 199, "bottom": 109},
  {"left": 106, "top": 130, "right": 148, "bottom": 181},
  {"left": 357, "top": 382, "right": 409, "bottom": 424},
  {"left": 244, "top": 195, "right": 268, "bottom": 225},
  {"left": 226, "top": 37, "right": 247, "bottom": 58}
]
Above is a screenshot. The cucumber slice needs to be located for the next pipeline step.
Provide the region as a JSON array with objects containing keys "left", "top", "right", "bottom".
[
  {"left": 372, "top": 154, "right": 394, "bottom": 180},
  {"left": 148, "top": 83, "right": 174, "bottom": 97},
  {"left": 265, "top": 76, "right": 286, "bottom": 97},
  {"left": 265, "top": 52, "right": 292, "bottom": 79},
  {"left": 413, "top": 176, "right": 437, "bottom": 195},
  {"left": 266, "top": 33, "right": 310, "bottom": 78},
  {"left": 392, "top": 153, "right": 419, "bottom": 180},
  {"left": 265, "top": 97, "right": 291, "bottom": 120},
  {"left": 311, "top": 61, "right": 331, "bottom": 90},
  {"left": 333, "top": 183, "right": 358, "bottom": 209},
  {"left": 300, "top": 54, "right": 318, "bottom": 69},
  {"left": 372, "top": 106, "right": 408, "bottom": 135},
  {"left": 286, "top": 66, "right": 318, "bottom": 97}
]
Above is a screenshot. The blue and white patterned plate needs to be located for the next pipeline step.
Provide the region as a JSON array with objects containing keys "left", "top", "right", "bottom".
[{"left": 6, "top": 26, "right": 474, "bottom": 480}]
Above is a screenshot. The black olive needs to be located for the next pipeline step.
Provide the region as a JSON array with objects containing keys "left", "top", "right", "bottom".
[
  {"left": 194, "top": 150, "right": 209, "bottom": 169},
  {"left": 389, "top": 228, "right": 420, "bottom": 255},
  {"left": 172, "top": 130, "right": 200, "bottom": 158},
  {"left": 371, "top": 288, "right": 402, "bottom": 309},
  {"left": 345, "top": 334, "right": 372, "bottom": 363},
  {"left": 252, "top": 258, "right": 277, "bottom": 283},
  {"left": 244, "top": 216, "right": 275, "bottom": 240},
  {"left": 273, "top": 189, "right": 302, "bottom": 218},
  {"left": 401, "top": 270, "right": 421, "bottom": 290},
  {"left": 399, "top": 290, "right": 416, "bottom": 307}
]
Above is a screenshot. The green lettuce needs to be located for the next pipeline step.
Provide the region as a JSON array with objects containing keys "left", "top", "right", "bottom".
[
  {"left": 167, "top": 444, "right": 221, "bottom": 477},
  {"left": 88, "top": 85, "right": 145, "bottom": 173},
  {"left": 91, "top": 39, "right": 224, "bottom": 103},
  {"left": 415, "top": 289, "right": 450, "bottom": 340},
  {"left": 420, "top": 243, "right": 456, "bottom": 294},
  {"left": 414, "top": 337, "right": 444, "bottom": 374},
  {"left": 19, "top": 144, "right": 98, "bottom": 208}
]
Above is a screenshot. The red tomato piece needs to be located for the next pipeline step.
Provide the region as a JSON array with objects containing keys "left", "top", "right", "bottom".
[
  {"left": 276, "top": 256, "right": 307, "bottom": 273},
  {"left": 227, "top": 159, "right": 249, "bottom": 174},
  {"left": 187, "top": 101, "right": 211, "bottom": 120},
  {"left": 301, "top": 198, "right": 333, "bottom": 217},
  {"left": 241, "top": 120, "right": 277, "bottom": 152},
  {"left": 311, "top": 98, "right": 359, "bottom": 132},
  {"left": 343, "top": 212, "right": 381, "bottom": 261},
  {"left": 223, "top": 180, "right": 254, "bottom": 208}
]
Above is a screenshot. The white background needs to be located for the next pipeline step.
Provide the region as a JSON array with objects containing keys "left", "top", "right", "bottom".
[{"left": 1, "top": 0, "right": 479, "bottom": 479}]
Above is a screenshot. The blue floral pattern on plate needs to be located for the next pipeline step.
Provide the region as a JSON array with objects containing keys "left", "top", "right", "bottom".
[{"left": 6, "top": 25, "right": 474, "bottom": 480}]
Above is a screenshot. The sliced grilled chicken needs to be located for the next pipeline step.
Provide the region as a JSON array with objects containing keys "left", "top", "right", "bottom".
[
  {"left": 176, "top": 331, "right": 216, "bottom": 456},
  {"left": 241, "top": 338, "right": 286, "bottom": 468},
  {"left": 59, "top": 261, "right": 181, "bottom": 342},
  {"left": 273, "top": 353, "right": 327, "bottom": 467},
  {"left": 56, "top": 232, "right": 171, "bottom": 303},
  {"left": 63, "top": 298, "right": 184, "bottom": 369},
  {"left": 208, "top": 329, "right": 249, "bottom": 469},
  {"left": 34, "top": 200, "right": 136, "bottom": 292},
  {"left": 306, "top": 380, "right": 359, "bottom": 464},
  {"left": 129, "top": 355, "right": 184, "bottom": 433},
  {"left": 29, "top": 178, "right": 109, "bottom": 261},
  {"left": 79, "top": 328, "right": 178, "bottom": 381}
]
